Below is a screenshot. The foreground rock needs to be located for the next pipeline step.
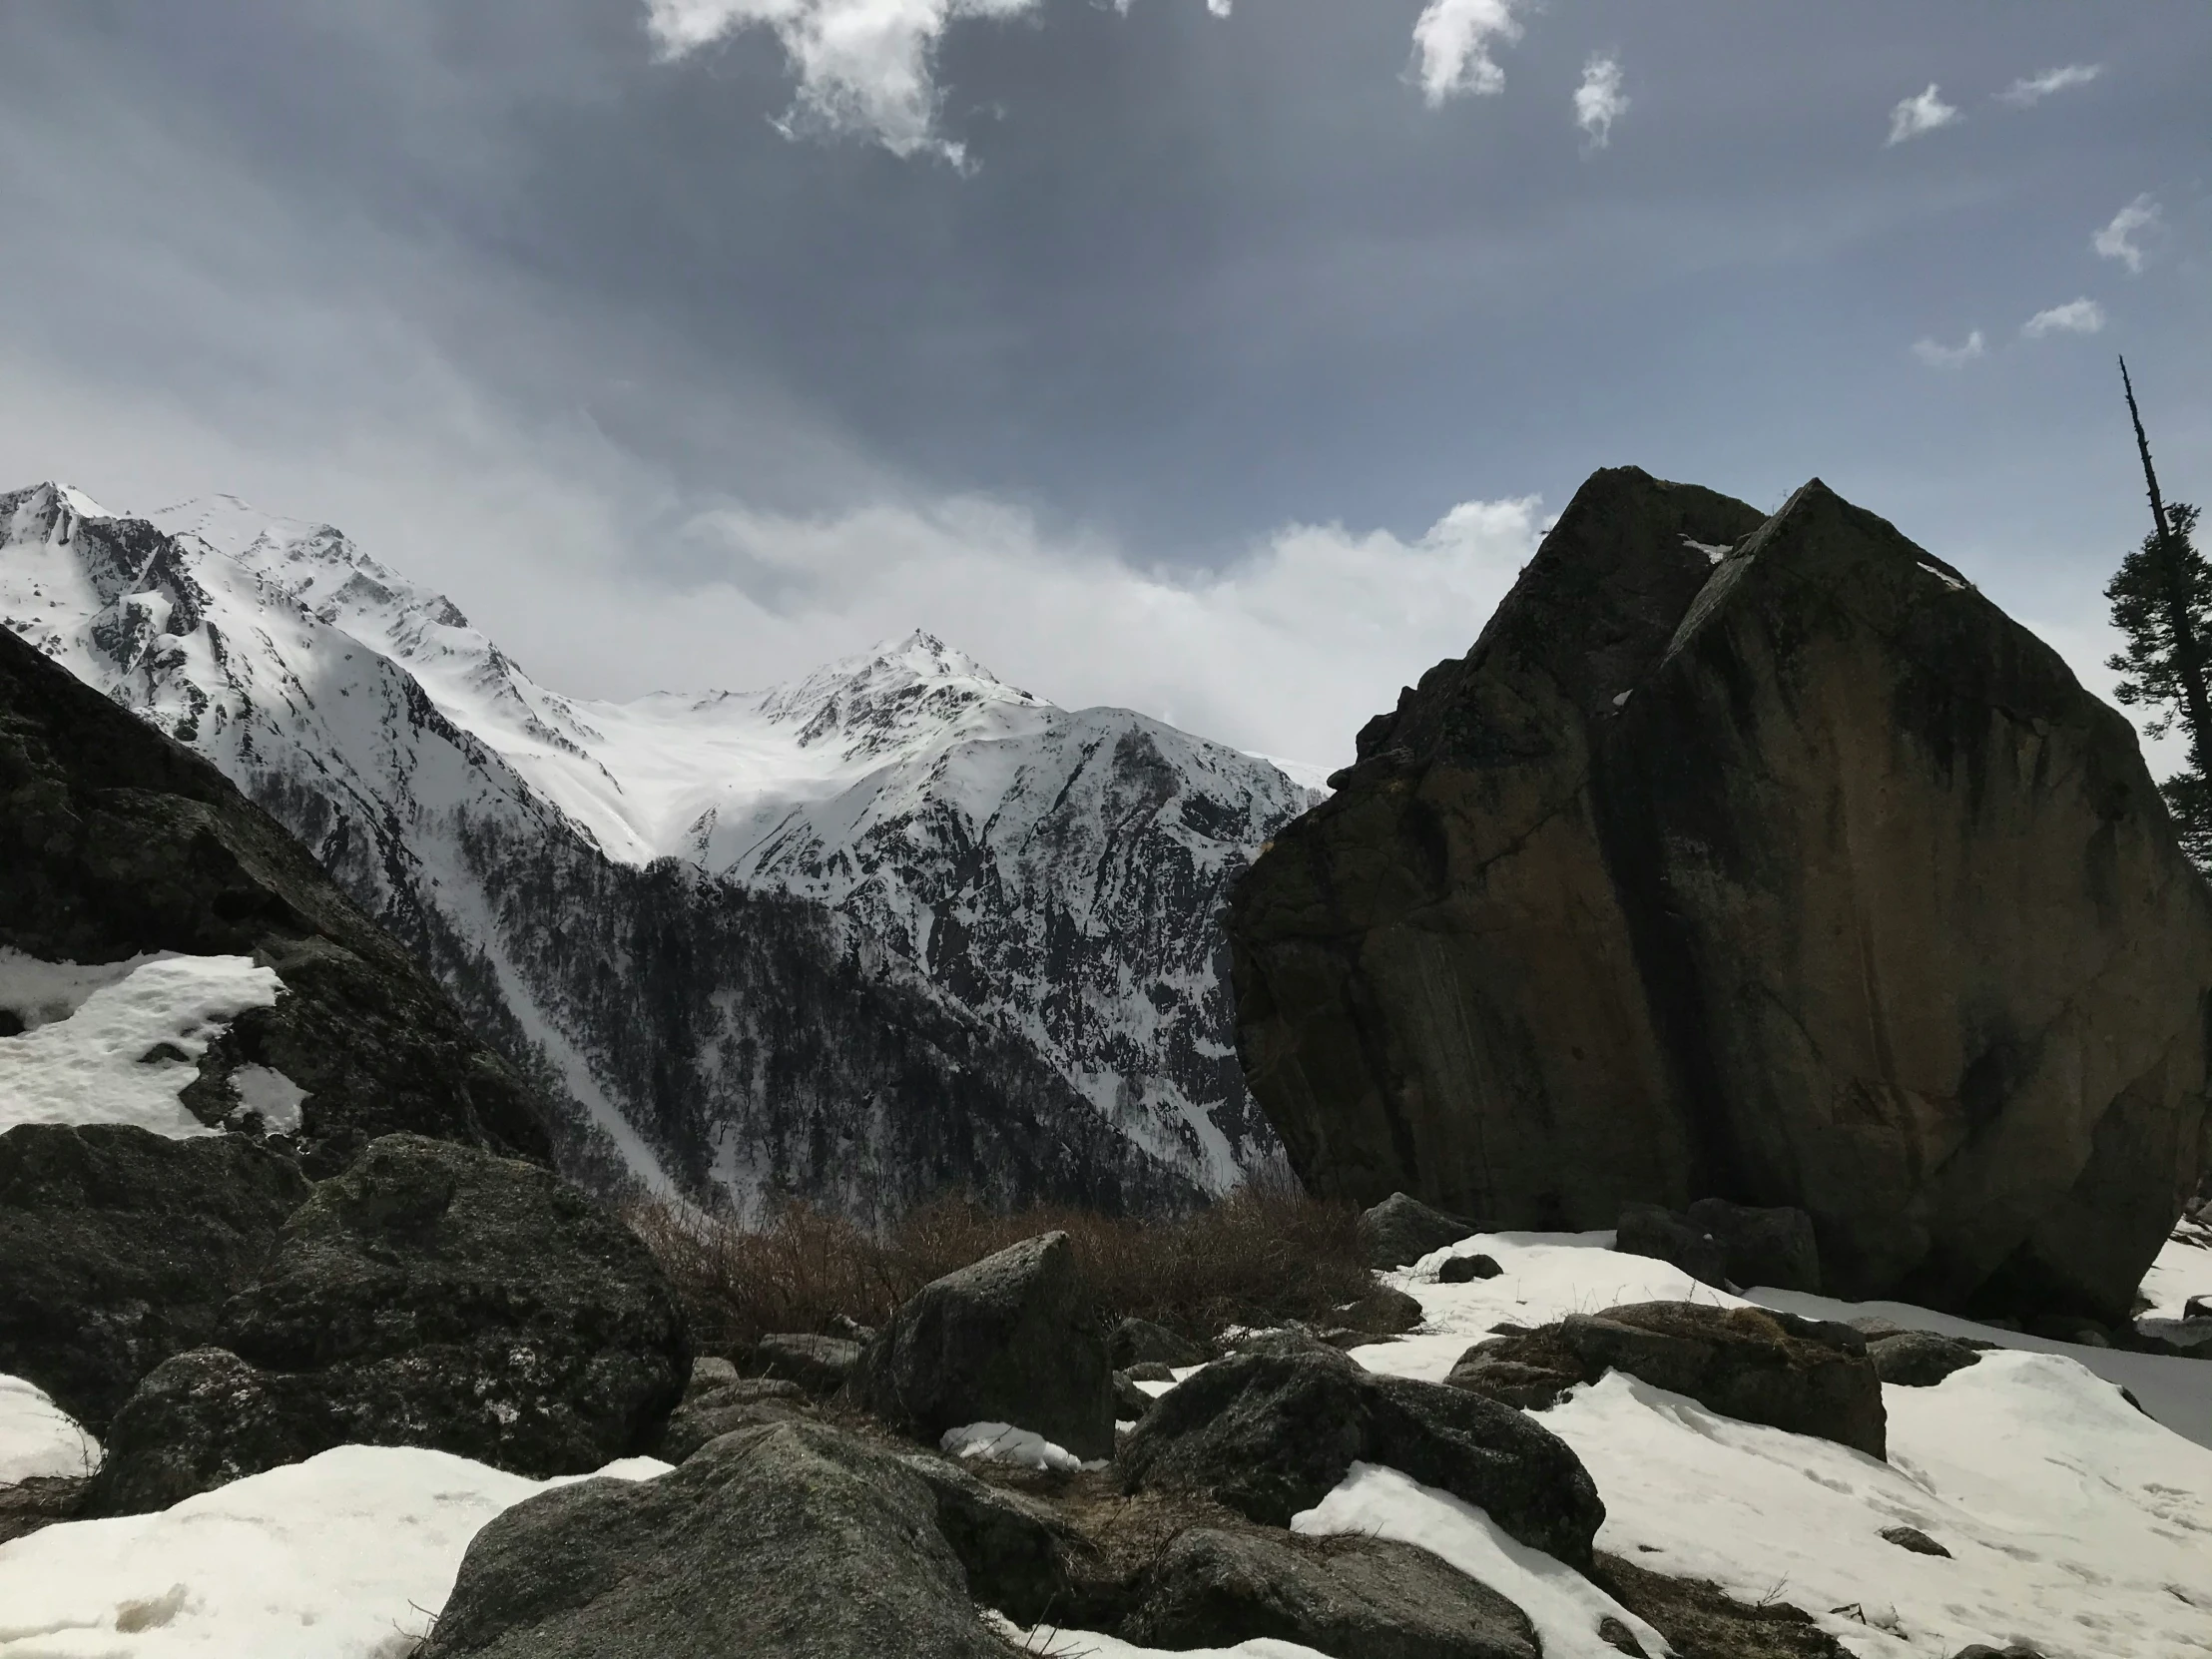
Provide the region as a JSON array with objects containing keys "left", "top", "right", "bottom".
[
  {"left": 1867, "top": 1331, "right": 1984, "bottom": 1387},
  {"left": 1360, "top": 1192, "right": 1480, "bottom": 1269},
  {"left": 0, "top": 1123, "right": 309, "bottom": 1431},
  {"left": 1448, "top": 1302, "right": 1886, "bottom": 1458},
  {"left": 847, "top": 1231, "right": 1114, "bottom": 1460},
  {"left": 419, "top": 1420, "right": 1009, "bottom": 1659},
  {"left": 1231, "top": 467, "right": 2212, "bottom": 1323},
  {"left": 0, "top": 621, "right": 550, "bottom": 1176},
  {"left": 1118, "top": 1347, "right": 1604, "bottom": 1567},
  {"left": 1124, "top": 1526, "right": 1538, "bottom": 1659},
  {"left": 90, "top": 1135, "right": 687, "bottom": 1512}
]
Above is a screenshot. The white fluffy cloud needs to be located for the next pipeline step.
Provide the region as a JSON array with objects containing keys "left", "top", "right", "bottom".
[
  {"left": 1912, "top": 329, "right": 1985, "bottom": 369},
  {"left": 1574, "top": 56, "right": 1627, "bottom": 150},
  {"left": 1996, "top": 63, "right": 2101, "bottom": 107},
  {"left": 1409, "top": 0, "right": 1527, "bottom": 106},
  {"left": 2093, "top": 194, "right": 2162, "bottom": 275},
  {"left": 1886, "top": 84, "right": 1960, "bottom": 146},
  {"left": 2021, "top": 297, "right": 2105, "bottom": 339},
  {"left": 678, "top": 490, "right": 1545, "bottom": 765}
]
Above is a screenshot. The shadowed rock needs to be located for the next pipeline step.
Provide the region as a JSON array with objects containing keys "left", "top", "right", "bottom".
[
  {"left": 1231, "top": 467, "right": 2212, "bottom": 1323},
  {"left": 1360, "top": 1193, "right": 1480, "bottom": 1269}
]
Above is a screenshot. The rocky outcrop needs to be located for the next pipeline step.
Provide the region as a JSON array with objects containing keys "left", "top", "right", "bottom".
[
  {"left": 90, "top": 1135, "right": 688, "bottom": 1512},
  {"left": 1867, "top": 1331, "right": 1983, "bottom": 1387},
  {"left": 0, "top": 619, "right": 550, "bottom": 1176},
  {"left": 1231, "top": 467, "right": 2212, "bottom": 1323},
  {"left": 1117, "top": 1347, "right": 1604, "bottom": 1567},
  {"left": 1448, "top": 1301, "right": 1886, "bottom": 1457},
  {"left": 846, "top": 1231, "right": 1115, "bottom": 1460},
  {"left": 1360, "top": 1192, "right": 1480, "bottom": 1269},
  {"left": 1123, "top": 1526, "right": 1540, "bottom": 1659},
  {"left": 418, "top": 1420, "right": 1011, "bottom": 1659},
  {"left": 0, "top": 1124, "right": 309, "bottom": 1432}
]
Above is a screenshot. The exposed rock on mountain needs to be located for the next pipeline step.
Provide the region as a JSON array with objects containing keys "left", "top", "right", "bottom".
[
  {"left": 2, "top": 482, "right": 1313, "bottom": 1212},
  {"left": 90, "top": 1134, "right": 689, "bottom": 1513},
  {"left": 1231, "top": 467, "right": 2212, "bottom": 1322},
  {"left": 0, "top": 1124, "right": 309, "bottom": 1431},
  {"left": 0, "top": 608, "right": 550, "bottom": 1174}
]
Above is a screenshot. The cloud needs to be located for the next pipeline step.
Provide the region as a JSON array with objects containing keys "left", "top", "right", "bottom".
[
  {"left": 1574, "top": 56, "right": 1628, "bottom": 151},
  {"left": 677, "top": 491, "right": 1545, "bottom": 765},
  {"left": 644, "top": 0, "right": 1041, "bottom": 162},
  {"left": 1886, "top": 84, "right": 1960, "bottom": 146},
  {"left": 2092, "top": 194, "right": 2161, "bottom": 274},
  {"left": 1409, "top": 0, "right": 1527, "bottom": 106},
  {"left": 1996, "top": 63, "right": 2101, "bottom": 107},
  {"left": 1912, "top": 329, "right": 1984, "bottom": 368},
  {"left": 2020, "top": 297, "right": 2105, "bottom": 338}
]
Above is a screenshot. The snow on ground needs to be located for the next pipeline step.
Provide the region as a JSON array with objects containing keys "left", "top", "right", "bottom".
[
  {"left": 984, "top": 1611, "right": 1329, "bottom": 1659},
  {"left": 0, "top": 1445, "right": 668, "bottom": 1657},
  {"left": 0, "top": 1377, "right": 98, "bottom": 1484},
  {"left": 2140, "top": 1218, "right": 2212, "bottom": 1320},
  {"left": 0, "top": 951, "right": 286, "bottom": 1139},
  {"left": 1334, "top": 1229, "right": 2212, "bottom": 1658},
  {"left": 940, "top": 1422, "right": 1103, "bottom": 1473},
  {"left": 1294, "top": 1462, "right": 1668, "bottom": 1659}
]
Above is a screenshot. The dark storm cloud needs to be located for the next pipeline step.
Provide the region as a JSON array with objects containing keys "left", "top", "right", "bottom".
[{"left": 0, "top": 1, "right": 2206, "bottom": 765}]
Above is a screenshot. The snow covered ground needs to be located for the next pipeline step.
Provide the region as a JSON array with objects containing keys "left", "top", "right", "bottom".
[
  {"left": 0, "top": 1377, "right": 98, "bottom": 1485},
  {"left": 0, "top": 1444, "right": 667, "bottom": 1657},
  {"left": 2140, "top": 1217, "right": 2212, "bottom": 1319},
  {"left": 0, "top": 949, "right": 287, "bottom": 1139}
]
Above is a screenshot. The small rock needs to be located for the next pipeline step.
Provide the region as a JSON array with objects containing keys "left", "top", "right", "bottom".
[
  {"left": 2186, "top": 1295, "right": 2212, "bottom": 1320},
  {"left": 1221, "top": 1325, "right": 1343, "bottom": 1362},
  {"left": 1118, "top": 1348, "right": 1605, "bottom": 1568},
  {"left": 1597, "top": 1616, "right": 1649, "bottom": 1655},
  {"left": 1112, "top": 1371, "right": 1155, "bottom": 1422},
  {"left": 1439, "top": 1253, "right": 1504, "bottom": 1284},
  {"left": 2025, "top": 1314, "right": 2111, "bottom": 1348},
  {"left": 1110, "top": 1318, "right": 1205, "bottom": 1371},
  {"left": 1950, "top": 1645, "right": 2044, "bottom": 1659},
  {"left": 828, "top": 1313, "right": 877, "bottom": 1344},
  {"left": 846, "top": 1232, "right": 1114, "bottom": 1461},
  {"left": 1358, "top": 1192, "right": 1480, "bottom": 1269},
  {"left": 1868, "top": 1332, "right": 1981, "bottom": 1387},
  {"left": 1124, "top": 1361, "right": 1176, "bottom": 1382},
  {"left": 1339, "top": 1284, "right": 1425, "bottom": 1335},
  {"left": 1125, "top": 1525, "right": 1538, "bottom": 1658},
  {"left": 660, "top": 1393, "right": 811, "bottom": 1463},
  {"left": 747, "top": 1334, "right": 861, "bottom": 1394},
  {"left": 1880, "top": 1525, "right": 1950, "bottom": 1557},
  {"left": 687, "top": 1357, "right": 740, "bottom": 1395}
]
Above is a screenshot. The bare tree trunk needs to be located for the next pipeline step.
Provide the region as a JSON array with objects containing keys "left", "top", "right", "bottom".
[{"left": 2122, "top": 356, "right": 2212, "bottom": 774}]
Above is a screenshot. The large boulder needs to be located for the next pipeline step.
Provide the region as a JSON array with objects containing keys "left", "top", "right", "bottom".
[
  {"left": 0, "top": 620, "right": 549, "bottom": 1177},
  {"left": 846, "top": 1231, "right": 1114, "bottom": 1460},
  {"left": 1359, "top": 1192, "right": 1480, "bottom": 1269},
  {"left": 0, "top": 1123, "right": 309, "bottom": 1430},
  {"left": 1117, "top": 1348, "right": 1603, "bottom": 1568},
  {"left": 1449, "top": 1301, "right": 1886, "bottom": 1458},
  {"left": 1123, "top": 1525, "right": 1539, "bottom": 1659},
  {"left": 89, "top": 1134, "right": 688, "bottom": 1512},
  {"left": 417, "top": 1421, "right": 1009, "bottom": 1659},
  {"left": 1231, "top": 468, "right": 2212, "bottom": 1323}
]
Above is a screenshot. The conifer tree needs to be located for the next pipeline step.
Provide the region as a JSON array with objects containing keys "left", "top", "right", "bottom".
[{"left": 2106, "top": 357, "right": 2211, "bottom": 865}]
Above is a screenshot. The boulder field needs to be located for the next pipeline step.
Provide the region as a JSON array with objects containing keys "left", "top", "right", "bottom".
[{"left": 1229, "top": 467, "right": 2212, "bottom": 1323}]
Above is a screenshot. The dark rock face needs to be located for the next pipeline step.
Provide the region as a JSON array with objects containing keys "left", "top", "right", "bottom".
[
  {"left": 1451, "top": 1302, "right": 1885, "bottom": 1458},
  {"left": 1617, "top": 1200, "right": 1821, "bottom": 1294},
  {"left": 1232, "top": 467, "right": 2212, "bottom": 1323},
  {"left": 1868, "top": 1332, "right": 1984, "bottom": 1387},
  {"left": 90, "top": 1135, "right": 688, "bottom": 1512},
  {"left": 1111, "top": 1317, "right": 1206, "bottom": 1370},
  {"left": 1360, "top": 1193, "right": 1479, "bottom": 1269},
  {"left": 1123, "top": 1526, "right": 1540, "bottom": 1659},
  {"left": 847, "top": 1231, "right": 1115, "bottom": 1459},
  {"left": 0, "top": 620, "right": 550, "bottom": 1178},
  {"left": 1116, "top": 1349, "right": 1604, "bottom": 1568},
  {"left": 893, "top": 1447, "right": 1095, "bottom": 1628},
  {"left": 0, "top": 1124, "right": 309, "bottom": 1431},
  {"left": 417, "top": 1421, "right": 1009, "bottom": 1659}
]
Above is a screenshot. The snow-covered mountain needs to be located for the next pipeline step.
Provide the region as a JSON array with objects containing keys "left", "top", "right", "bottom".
[{"left": 1, "top": 482, "right": 1318, "bottom": 1213}]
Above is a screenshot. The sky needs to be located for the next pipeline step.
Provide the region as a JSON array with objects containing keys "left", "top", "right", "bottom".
[{"left": 1, "top": 1, "right": 2206, "bottom": 771}]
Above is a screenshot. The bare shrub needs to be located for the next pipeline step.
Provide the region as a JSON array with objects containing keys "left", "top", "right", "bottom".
[{"left": 630, "top": 1173, "right": 1368, "bottom": 1355}]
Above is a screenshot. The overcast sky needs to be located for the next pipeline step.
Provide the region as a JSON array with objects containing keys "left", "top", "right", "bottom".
[{"left": 2, "top": 2, "right": 2206, "bottom": 769}]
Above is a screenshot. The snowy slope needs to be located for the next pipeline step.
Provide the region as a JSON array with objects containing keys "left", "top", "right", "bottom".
[{"left": 4, "top": 483, "right": 1312, "bottom": 1205}]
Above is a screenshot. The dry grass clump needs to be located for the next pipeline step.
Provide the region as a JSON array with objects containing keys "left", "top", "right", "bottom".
[{"left": 630, "top": 1177, "right": 1370, "bottom": 1356}]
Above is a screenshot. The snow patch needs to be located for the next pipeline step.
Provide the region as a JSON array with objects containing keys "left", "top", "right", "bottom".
[
  {"left": 1294, "top": 1462, "right": 1666, "bottom": 1659},
  {"left": 0, "top": 1376, "right": 100, "bottom": 1484},
  {"left": 2137, "top": 1217, "right": 2212, "bottom": 1320},
  {"left": 0, "top": 952, "right": 284, "bottom": 1139},
  {"left": 0, "top": 1443, "right": 668, "bottom": 1655},
  {"left": 227, "top": 1064, "right": 306, "bottom": 1134},
  {"left": 1917, "top": 560, "right": 1967, "bottom": 592},
  {"left": 939, "top": 1422, "right": 1103, "bottom": 1473},
  {"left": 1681, "top": 535, "right": 1732, "bottom": 564}
]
